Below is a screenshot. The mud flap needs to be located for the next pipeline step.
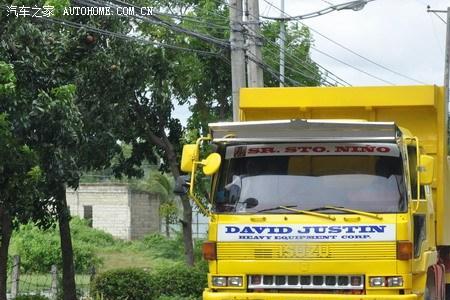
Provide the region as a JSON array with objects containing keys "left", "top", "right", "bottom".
[{"left": 432, "top": 264, "right": 446, "bottom": 300}]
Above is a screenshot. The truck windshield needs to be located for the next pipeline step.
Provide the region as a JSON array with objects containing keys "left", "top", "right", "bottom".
[{"left": 214, "top": 143, "right": 406, "bottom": 214}]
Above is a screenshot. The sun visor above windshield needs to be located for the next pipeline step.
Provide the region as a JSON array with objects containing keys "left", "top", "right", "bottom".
[
  {"left": 225, "top": 143, "right": 400, "bottom": 159},
  {"left": 209, "top": 119, "right": 398, "bottom": 143}
]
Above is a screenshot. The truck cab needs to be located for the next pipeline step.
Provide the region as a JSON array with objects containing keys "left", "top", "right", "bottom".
[{"left": 179, "top": 86, "right": 449, "bottom": 300}]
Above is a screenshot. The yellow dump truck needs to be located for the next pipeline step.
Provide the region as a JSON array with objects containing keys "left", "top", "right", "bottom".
[{"left": 178, "top": 85, "right": 450, "bottom": 299}]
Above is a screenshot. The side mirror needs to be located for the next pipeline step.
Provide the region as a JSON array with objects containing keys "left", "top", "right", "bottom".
[
  {"left": 180, "top": 144, "right": 198, "bottom": 173},
  {"left": 419, "top": 154, "right": 434, "bottom": 185},
  {"left": 202, "top": 153, "right": 221, "bottom": 176},
  {"left": 174, "top": 175, "right": 190, "bottom": 195}
]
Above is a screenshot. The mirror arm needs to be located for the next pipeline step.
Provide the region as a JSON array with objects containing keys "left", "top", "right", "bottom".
[
  {"left": 409, "top": 136, "right": 421, "bottom": 213},
  {"left": 187, "top": 134, "right": 213, "bottom": 217},
  {"left": 188, "top": 161, "right": 210, "bottom": 216}
]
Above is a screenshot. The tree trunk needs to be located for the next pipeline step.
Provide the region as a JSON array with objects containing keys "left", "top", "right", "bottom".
[
  {"left": 0, "top": 208, "right": 12, "bottom": 300},
  {"left": 162, "top": 134, "right": 195, "bottom": 266},
  {"left": 56, "top": 185, "right": 77, "bottom": 300},
  {"left": 165, "top": 215, "right": 170, "bottom": 238},
  {"left": 180, "top": 195, "right": 194, "bottom": 266}
]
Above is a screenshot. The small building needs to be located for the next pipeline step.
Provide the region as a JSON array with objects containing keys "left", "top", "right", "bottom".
[{"left": 66, "top": 183, "right": 160, "bottom": 240}]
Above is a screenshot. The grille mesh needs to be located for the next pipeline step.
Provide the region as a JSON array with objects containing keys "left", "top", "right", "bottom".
[
  {"left": 217, "top": 242, "right": 396, "bottom": 260},
  {"left": 248, "top": 275, "right": 364, "bottom": 290}
]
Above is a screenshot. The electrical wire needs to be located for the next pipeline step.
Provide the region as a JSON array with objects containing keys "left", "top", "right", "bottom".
[
  {"left": 260, "top": 0, "right": 428, "bottom": 85},
  {"left": 38, "top": 16, "right": 226, "bottom": 58},
  {"left": 312, "top": 47, "right": 395, "bottom": 85},
  {"left": 243, "top": 26, "right": 351, "bottom": 86},
  {"left": 246, "top": 52, "right": 301, "bottom": 86},
  {"left": 260, "top": 40, "right": 335, "bottom": 86},
  {"left": 110, "top": 0, "right": 346, "bottom": 86},
  {"left": 214, "top": 0, "right": 352, "bottom": 86},
  {"left": 107, "top": 0, "right": 230, "bottom": 41},
  {"left": 72, "top": 0, "right": 230, "bottom": 48}
]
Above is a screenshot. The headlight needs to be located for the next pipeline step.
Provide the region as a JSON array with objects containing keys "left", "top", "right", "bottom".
[
  {"left": 212, "top": 276, "right": 243, "bottom": 287},
  {"left": 369, "top": 276, "right": 403, "bottom": 287},
  {"left": 369, "top": 277, "right": 385, "bottom": 287},
  {"left": 228, "top": 276, "right": 243, "bottom": 287},
  {"left": 212, "top": 276, "right": 227, "bottom": 287},
  {"left": 387, "top": 276, "right": 403, "bottom": 287}
]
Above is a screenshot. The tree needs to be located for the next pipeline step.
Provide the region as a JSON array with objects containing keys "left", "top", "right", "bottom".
[
  {"left": 0, "top": 63, "right": 52, "bottom": 300},
  {"left": 147, "top": 172, "right": 178, "bottom": 237},
  {"left": 0, "top": 3, "right": 158, "bottom": 298},
  {"left": 261, "top": 21, "right": 322, "bottom": 87}
]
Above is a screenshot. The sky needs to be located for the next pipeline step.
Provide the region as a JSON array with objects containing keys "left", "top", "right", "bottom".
[
  {"left": 260, "top": 0, "right": 449, "bottom": 86},
  {"left": 174, "top": 0, "right": 450, "bottom": 124}
]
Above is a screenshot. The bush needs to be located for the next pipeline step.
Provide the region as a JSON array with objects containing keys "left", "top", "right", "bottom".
[
  {"left": 70, "top": 218, "right": 117, "bottom": 248},
  {"left": 10, "top": 219, "right": 106, "bottom": 273},
  {"left": 91, "top": 268, "right": 154, "bottom": 300},
  {"left": 138, "top": 233, "right": 204, "bottom": 262},
  {"left": 157, "top": 296, "right": 200, "bottom": 300},
  {"left": 92, "top": 263, "right": 207, "bottom": 300},
  {"left": 151, "top": 263, "right": 207, "bottom": 298},
  {"left": 14, "top": 296, "right": 49, "bottom": 300}
]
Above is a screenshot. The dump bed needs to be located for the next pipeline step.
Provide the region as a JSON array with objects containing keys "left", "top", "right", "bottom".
[{"left": 239, "top": 85, "right": 450, "bottom": 245}]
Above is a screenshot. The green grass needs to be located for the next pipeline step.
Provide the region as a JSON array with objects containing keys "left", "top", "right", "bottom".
[{"left": 96, "top": 247, "right": 180, "bottom": 273}]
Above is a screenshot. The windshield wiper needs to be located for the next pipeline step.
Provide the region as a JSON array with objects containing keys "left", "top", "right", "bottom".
[
  {"left": 256, "top": 205, "right": 297, "bottom": 213},
  {"left": 256, "top": 205, "right": 335, "bottom": 220},
  {"left": 309, "top": 206, "right": 382, "bottom": 220}
]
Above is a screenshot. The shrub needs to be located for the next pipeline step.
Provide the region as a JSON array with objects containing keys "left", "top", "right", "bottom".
[
  {"left": 151, "top": 263, "right": 207, "bottom": 298},
  {"left": 91, "top": 263, "right": 207, "bottom": 300},
  {"left": 70, "top": 218, "right": 117, "bottom": 248},
  {"left": 14, "top": 296, "right": 49, "bottom": 300},
  {"left": 138, "top": 233, "right": 204, "bottom": 262},
  {"left": 91, "top": 268, "right": 154, "bottom": 300},
  {"left": 157, "top": 296, "right": 200, "bottom": 300},
  {"left": 11, "top": 219, "right": 105, "bottom": 273}
]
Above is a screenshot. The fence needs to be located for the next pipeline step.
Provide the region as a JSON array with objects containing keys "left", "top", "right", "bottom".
[{"left": 7, "top": 256, "right": 93, "bottom": 300}]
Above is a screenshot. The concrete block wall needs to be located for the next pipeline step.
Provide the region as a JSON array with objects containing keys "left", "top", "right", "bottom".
[
  {"left": 66, "top": 184, "right": 160, "bottom": 240},
  {"left": 130, "top": 192, "right": 160, "bottom": 240}
]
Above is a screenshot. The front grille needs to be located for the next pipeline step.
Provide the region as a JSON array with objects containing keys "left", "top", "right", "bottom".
[
  {"left": 248, "top": 275, "right": 364, "bottom": 290},
  {"left": 218, "top": 242, "right": 396, "bottom": 260}
]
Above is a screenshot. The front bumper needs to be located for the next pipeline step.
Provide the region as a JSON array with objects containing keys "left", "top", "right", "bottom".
[{"left": 203, "top": 290, "right": 418, "bottom": 300}]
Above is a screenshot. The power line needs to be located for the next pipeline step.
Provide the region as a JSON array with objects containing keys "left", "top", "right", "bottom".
[
  {"left": 246, "top": 52, "right": 300, "bottom": 86},
  {"left": 261, "top": 0, "right": 428, "bottom": 85},
  {"left": 260, "top": 26, "right": 393, "bottom": 85},
  {"left": 262, "top": 45, "right": 329, "bottom": 85},
  {"left": 39, "top": 16, "right": 226, "bottom": 58},
  {"left": 243, "top": 25, "right": 351, "bottom": 86},
  {"left": 72, "top": 0, "right": 230, "bottom": 48},
  {"left": 107, "top": 0, "right": 230, "bottom": 45},
  {"left": 312, "top": 47, "right": 395, "bottom": 85},
  {"left": 215, "top": 0, "right": 352, "bottom": 86},
  {"left": 110, "top": 0, "right": 348, "bottom": 84}
]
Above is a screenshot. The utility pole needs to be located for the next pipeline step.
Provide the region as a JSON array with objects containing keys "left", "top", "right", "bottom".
[
  {"left": 246, "top": 0, "right": 264, "bottom": 88},
  {"left": 279, "top": 0, "right": 286, "bottom": 87},
  {"left": 229, "top": 0, "right": 246, "bottom": 121},
  {"left": 429, "top": 6, "right": 450, "bottom": 138}
]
